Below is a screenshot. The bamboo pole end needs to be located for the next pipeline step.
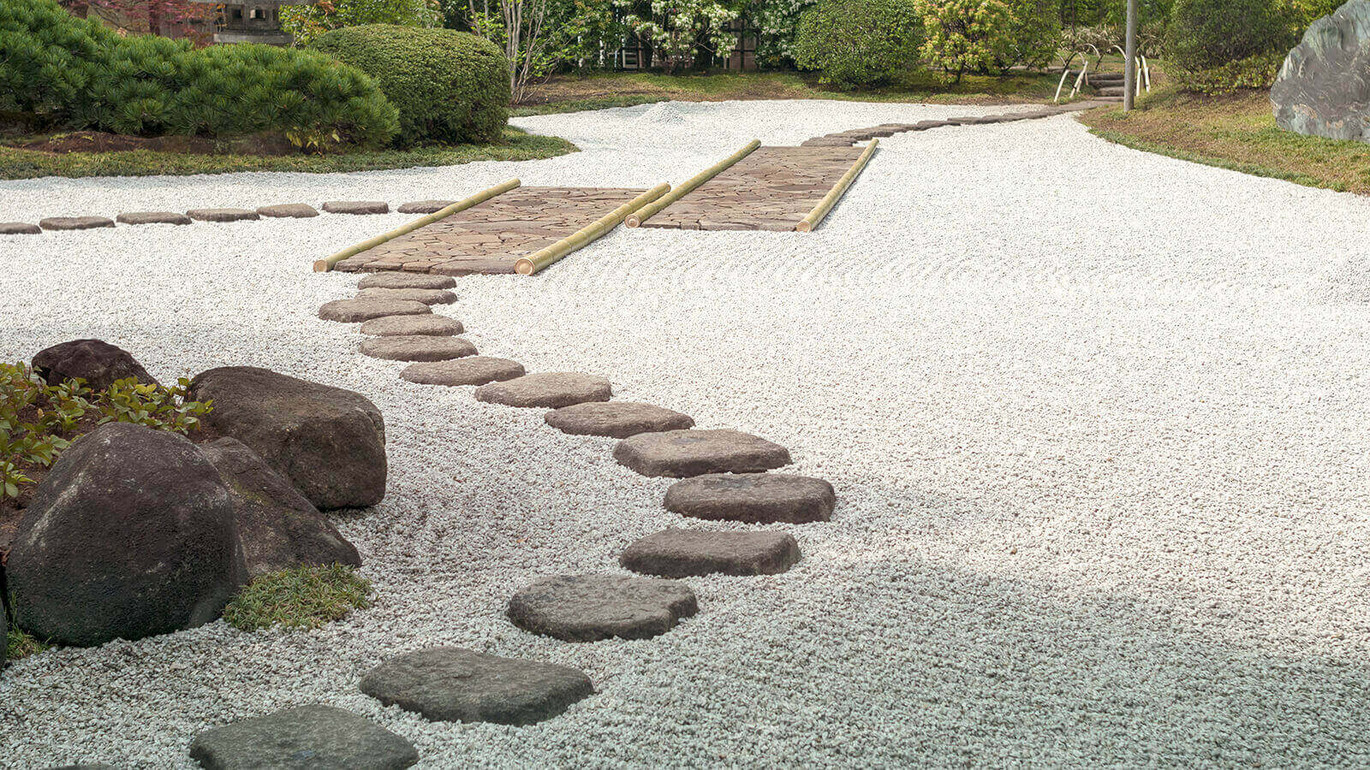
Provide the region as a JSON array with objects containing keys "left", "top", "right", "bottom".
[
  {"left": 625, "top": 216, "right": 641, "bottom": 228},
  {"left": 313, "top": 259, "right": 332, "bottom": 272},
  {"left": 514, "top": 258, "right": 536, "bottom": 275},
  {"left": 795, "top": 221, "right": 813, "bottom": 233}
]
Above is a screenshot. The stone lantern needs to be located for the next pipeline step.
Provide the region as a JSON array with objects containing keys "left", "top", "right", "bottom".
[{"left": 188, "top": 0, "right": 311, "bottom": 46}]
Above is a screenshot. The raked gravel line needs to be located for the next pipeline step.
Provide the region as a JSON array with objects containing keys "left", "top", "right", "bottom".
[{"left": 4, "top": 99, "right": 1370, "bottom": 766}]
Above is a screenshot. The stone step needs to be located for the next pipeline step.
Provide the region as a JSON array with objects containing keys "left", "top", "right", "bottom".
[
  {"left": 664, "top": 473, "right": 836, "bottom": 524},
  {"left": 323, "top": 200, "right": 389, "bottom": 215},
  {"left": 359, "top": 335, "right": 476, "bottom": 362},
  {"left": 356, "top": 287, "right": 456, "bottom": 306},
  {"left": 507, "top": 574, "right": 698, "bottom": 642},
  {"left": 1098, "top": 86, "right": 1126, "bottom": 97},
  {"left": 360, "top": 315, "right": 463, "bottom": 337},
  {"left": 357, "top": 272, "right": 456, "bottom": 290},
  {"left": 318, "top": 298, "right": 431, "bottom": 323},
  {"left": 189, "top": 705, "right": 418, "bottom": 769},
  {"left": 620, "top": 528, "right": 801, "bottom": 577},
  {"left": 544, "top": 402, "right": 694, "bottom": 438},
  {"left": 401, "top": 356, "right": 525, "bottom": 386},
  {"left": 116, "top": 211, "right": 192, "bottom": 226},
  {"left": 614, "top": 429, "right": 791, "bottom": 477},
  {"left": 475, "top": 372, "right": 611, "bottom": 408}
]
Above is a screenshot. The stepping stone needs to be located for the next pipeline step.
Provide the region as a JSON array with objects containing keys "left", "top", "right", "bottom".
[
  {"left": 38, "top": 216, "right": 114, "bottom": 231},
  {"left": 360, "top": 335, "right": 476, "bottom": 362},
  {"left": 397, "top": 200, "right": 457, "bottom": 214},
  {"left": 544, "top": 402, "right": 694, "bottom": 439},
  {"left": 318, "top": 298, "right": 431, "bottom": 323},
  {"left": 257, "top": 203, "right": 319, "bottom": 218},
  {"left": 357, "top": 273, "right": 456, "bottom": 290},
  {"left": 359, "top": 647, "right": 594, "bottom": 726},
  {"left": 187, "top": 208, "right": 259, "bottom": 223},
  {"left": 324, "top": 200, "right": 389, "bottom": 215},
  {"left": 360, "top": 315, "right": 463, "bottom": 337},
  {"left": 0, "top": 222, "right": 41, "bottom": 235},
  {"left": 432, "top": 258, "right": 518, "bottom": 276},
  {"left": 189, "top": 705, "right": 417, "bottom": 770},
  {"left": 357, "top": 287, "right": 457, "bottom": 305},
  {"left": 664, "top": 473, "right": 836, "bottom": 523},
  {"left": 402, "top": 357, "right": 524, "bottom": 386},
  {"left": 475, "top": 372, "right": 611, "bottom": 409},
  {"left": 507, "top": 574, "right": 698, "bottom": 642},
  {"left": 620, "top": 528, "right": 801, "bottom": 577},
  {"left": 614, "top": 429, "right": 791, "bottom": 477},
  {"left": 115, "top": 211, "right": 192, "bottom": 225}
]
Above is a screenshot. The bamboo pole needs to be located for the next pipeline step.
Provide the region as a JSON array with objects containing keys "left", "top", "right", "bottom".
[
  {"left": 514, "top": 183, "right": 670, "bottom": 276},
  {"left": 312, "top": 178, "right": 521, "bottom": 272},
  {"left": 795, "top": 139, "right": 879, "bottom": 233},
  {"left": 625, "top": 139, "right": 761, "bottom": 228}
]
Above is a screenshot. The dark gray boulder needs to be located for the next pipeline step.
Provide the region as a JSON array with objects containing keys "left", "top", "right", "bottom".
[
  {"left": 507, "top": 574, "right": 698, "bottom": 642},
  {"left": 1271, "top": 0, "right": 1370, "bottom": 141},
  {"left": 201, "top": 438, "right": 361, "bottom": 577},
  {"left": 187, "top": 367, "right": 386, "bottom": 510},
  {"left": 189, "top": 705, "right": 418, "bottom": 769},
  {"left": 360, "top": 647, "right": 594, "bottom": 725},
  {"left": 6, "top": 423, "right": 240, "bottom": 647},
  {"left": 32, "top": 339, "right": 158, "bottom": 390}
]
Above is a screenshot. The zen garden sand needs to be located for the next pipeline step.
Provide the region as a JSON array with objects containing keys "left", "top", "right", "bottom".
[{"left": 4, "top": 98, "right": 1370, "bottom": 766}]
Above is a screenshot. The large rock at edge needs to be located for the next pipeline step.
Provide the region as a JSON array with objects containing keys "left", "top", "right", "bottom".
[
  {"left": 6, "top": 423, "right": 240, "bottom": 647},
  {"left": 1271, "top": 0, "right": 1370, "bottom": 141},
  {"left": 188, "top": 366, "right": 386, "bottom": 510},
  {"left": 31, "top": 339, "right": 158, "bottom": 390}
]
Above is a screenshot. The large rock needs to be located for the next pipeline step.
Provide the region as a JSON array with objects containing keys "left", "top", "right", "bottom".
[
  {"left": 544, "top": 402, "right": 695, "bottom": 438},
  {"left": 187, "top": 367, "right": 386, "bottom": 510},
  {"left": 620, "top": 528, "right": 801, "bottom": 577},
  {"left": 6, "top": 423, "right": 240, "bottom": 647},
  {"left": 507, "top": 574, "right": 698, "bottom": 642},
  {"left": 664, "top": 473, "right": 836, "bottom": 524},
  {"left": 1272, "top": 0, "right": 1370, "bottom": 141},
  {"left": 201, "top": 438, "right": 361, "bottom": 577},
  {"left": 189, "top": 705, "right": 418, "bottom": 770},
  {"left": 360, "top": 647, "right": 594, "bottom": 725},
  {"left": 32, "top": 339, "right": 158, "bottom": 390},
  {"left": 614, "top": 429, "right": 791, "bottom": 477}
]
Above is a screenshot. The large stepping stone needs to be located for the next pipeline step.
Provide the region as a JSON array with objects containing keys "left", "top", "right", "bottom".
[
  {"left": 324, "top": 200, "right": 389, "bottom": 215},
  {"left": 397, "top": 200, "right": 457, "bottom": 214},
  {"left": 357, "top": 273, "right": 456, "bottom": 290},
  {"left": 116, "top": 211, "right": 192, "bottom": 225},
  {"left": 359, "top": 647, "right": 594, "bottom": 726},
  {"left": 39, "top": 216, "right": 114, "bottom": 231},
  {"left": 187, "top": 208, "right": 259, "bottom": 223},
  {"left": 475, "top": 372, "right": 611, "bottom": 409},
  {"left": 257, "top": 203, "right": 319, "bottom": 218},
  {"left": 614, "top": 429, "right": 791, "bottom": 477},
  {"left": 507, "top": 574, "right": 697, "bottom": 642},
  {"left": 0, "top": 222, "right": 41, "bottom": 235},
  {"left": 401, "top": 356, "right": 524, "bottom": 386},
  {"left": 664, "top": 473, "right": 836, "bottom": 523},
  {"left": 544, "top": 402, "right": 694, "bottom": 439},
  {"left": 189, "top": 705, "right": 418, "bottom": 770},
  {"left": 357, "top": 287, "right": 457, "bottom": 305},
  {"left": 318, "top": 298, "right": 431, "bottom": 323},
  {"left": 620, "top": 528, "right": 801, "bottom": 577},
  {"left": 359, "top": 335, "right": 475, "bottom": 362},
  {"left": 360, "top": 315, "right": 463, "bottom": 337}
]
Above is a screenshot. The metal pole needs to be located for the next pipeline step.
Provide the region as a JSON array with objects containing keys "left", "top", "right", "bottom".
[{"left": 1123, "top": 0, "right": 1138, "bottom": 112}]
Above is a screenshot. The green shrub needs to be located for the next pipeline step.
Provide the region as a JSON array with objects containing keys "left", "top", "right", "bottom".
[
  {"left": 223, "top": 565, "right": 372, "bottom": 632},
  {"left": 793, "top": 0, "right": 922, "bottom": 89},
  {"left": 0, "top": 0, "right": 398, "bottom": 147},
  {"left": 1171, "top": 52, "right": 1285, "bottom": 94},
  {"left": 281, "top": 0, "right": 440, "bottom": 48},
  {"left": 5, "top": 625, "right": 50, "bottom": 660},
  {"left": 1167, "top": 0, "right": 1295, "bottom": 74},
  {"left": 312, "top": 24, "right": 510, "bottom": 147}
]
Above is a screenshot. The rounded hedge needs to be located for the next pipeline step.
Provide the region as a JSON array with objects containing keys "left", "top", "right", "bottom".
[
  {"left": 1167, "top": 0, "right": 1295, "bottom": 73},
  {"left": 794, "top": 0, "right": 922, "bottom": 90},
  {"left": 311, "top": 25, "right": 511, "bottom": 148}
]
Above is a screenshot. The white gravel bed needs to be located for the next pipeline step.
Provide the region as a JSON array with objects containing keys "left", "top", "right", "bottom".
[{"left": 4, "top": 99, "right": 1370, "bottom": 767}]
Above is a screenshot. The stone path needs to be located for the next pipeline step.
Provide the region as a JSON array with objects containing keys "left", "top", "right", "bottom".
[{"left": 800, "top": 99, "right": 1113, "bottom": 148}]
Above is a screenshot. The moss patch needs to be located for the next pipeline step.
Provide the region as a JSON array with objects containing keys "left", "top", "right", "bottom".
[
  {"left": 224, "top": 565, "right": 372, "bottom": 632},
  {"left": 5, "top": 626, "right": 50, "bottom": 661}
]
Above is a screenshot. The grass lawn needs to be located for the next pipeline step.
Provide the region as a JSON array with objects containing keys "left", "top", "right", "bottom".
[
  {"left": 0, "top": 127, "right": 577, "bottom": 181},
  {"left": 1079, "top": 87, "right": 1370, "bottom": 196},
  {"left": 512, "top": 70, "right": 1076, "bottom": 116}
]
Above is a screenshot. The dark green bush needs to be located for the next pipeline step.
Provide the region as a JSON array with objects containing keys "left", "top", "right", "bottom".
[
  {"left": 793, "top": 0, "right": 922, "bottom": 90},
  {"left": 1171, "top": 52, "right": 1285, "bottom": 94},
  {"left": 0, "top": 0, "right": 398, "bottom": 147},
  {"left": 1167, "top": 0, "right": 1295, "bottom": 74},
  {"left": 312, "top": 25, "right": 510, "bottom": 147}
]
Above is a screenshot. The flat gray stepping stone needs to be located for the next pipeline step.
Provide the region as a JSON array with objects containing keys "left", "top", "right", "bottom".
[
  {"left": 189, "top": 705, "right": 417, "bottom": 770},
  {"left": 360, "top": 315, "right": 463, "bottom": 337},
  {"left": 402, "top": 356, "right": 524, "bottom": 386},
  {"left": 360, "top": 647, "right": 594, "bottom": 725},
  {"left": 357, "top": 287, "right": 457, "bottom": 305},
  {"left": 0, "top": 222, "right": 41, "bottom": 235},
  {"left": 324, "top": 200, "right": 389, "bottom": 215},
  {"left": 544, "top": 402, "right": 694, "bottom": 438},
  {"left": 664, "top": 473, "right": 836, "bottom": 523},
  {"left": 397, "top": 200, "right": 457, "bottom": 214},
  {"left": 257, "top": 203, "right": 319, "bottom": 218},
  {"left": 39, "top": 216, "right": 114, "bottom": 231},
  {"left": 319, "top": 298, "right": 431, "bottom": 323},
  {"left": 115, "top": 211, "right": 191, "bottom": 225},
  {"left": 357, "top": 273, "right": 456, "bottom": 290},
  {"left": 187, "top": 208, "right": 259, "bottom": 223},
  {"left": 360, "top": 335, "right": 475, "bottom": 362},
  {"left": 620, "top": 528, "right": 801, "bottom": 577},
  {"left": 476, "top": 372, "right": 611, "bottom": 408},
  {"left": 614, "top": 429, "right": 791, "bottom": 477},
  {"left": 507, "top": 574, "right": 697, "bottom": 642}
]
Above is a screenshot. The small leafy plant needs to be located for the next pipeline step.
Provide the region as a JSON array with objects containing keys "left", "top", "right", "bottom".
[
  {"left": 223, "top": 565, "right": 372, "bottom": 632},
  {"left": 5, "top": 624, "right": 50, "bottom": 661}
]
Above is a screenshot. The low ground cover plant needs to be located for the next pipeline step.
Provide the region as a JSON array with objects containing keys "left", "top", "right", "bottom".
[{"left": 222, "top": 565, "right": 373, "bottom": 631}]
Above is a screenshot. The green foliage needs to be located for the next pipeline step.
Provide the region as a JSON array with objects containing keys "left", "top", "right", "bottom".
[
  {"left": 793, "top": 0, "right": 921, "bottom": 89},
  {"left": 223, "top": 565, "right": 373, "bottom": 632},
  {"left": 1171, "top": 52, "right": 1284, "bottom": 94},
  {"left": 1002, "top": 0, "right": 1061, "bottom": 69},
  {"left": 744, "top": 0, "right": 819, "bottom": 68},
  {"left": 1167, "top": 0, "right": 1295, "bottom": 75},
  {"left": 281, "top": 0, "right": 440, "bottom": 47},
  {"left": 312, "top": 24, "right": 510, "bottom": 147},
  {"left": 0, "top": 0, "right": 398, "bottom": 146},
  {"left": 915, "top": 0, "right": 1013, "bottom": 83},
  {"left": 5, "top": 625, "right": 50, "bottom": 660},
  {"left": 620, "top": 0, "right": 741, "bottom": 72},
  {"left": 97, "top": 377, "right": 212, "bottom": 434}
]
